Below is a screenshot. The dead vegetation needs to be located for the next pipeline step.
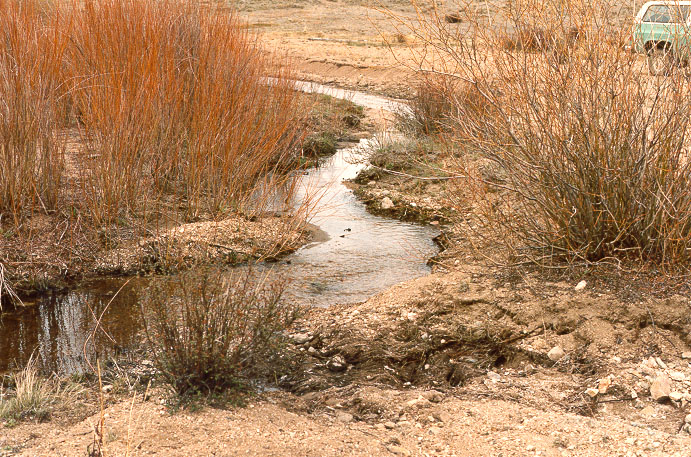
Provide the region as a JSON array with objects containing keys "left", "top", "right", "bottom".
[
  {"left": 140, "top": 268, "right": 297, "bottom": 396},
  {"left": 385, "top": 0, "right": 691, "bottom": 270},
  {"left": 0, "top": 0, "right": 317, "bottom": 300},
  {"left": 0, "top": 357, "right": 83, "bottom": 425}
]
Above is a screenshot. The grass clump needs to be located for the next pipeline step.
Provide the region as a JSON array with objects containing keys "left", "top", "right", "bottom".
[
  {"left": 0, "top": 358, "right": 79, "bottom": 423},
  {"left": 0, "top": 0, "right": 65, "bottom": 223},
  {"left": 140, "top": 268, "right": 296, "bottom": 396},
  {"left": 302, "top": 132, "right": 338, "bottom": 157}
]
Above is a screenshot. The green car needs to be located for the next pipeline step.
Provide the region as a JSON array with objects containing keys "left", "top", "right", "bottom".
[{"left": 632, "top": 1, "right": 691, "bottom": 74}]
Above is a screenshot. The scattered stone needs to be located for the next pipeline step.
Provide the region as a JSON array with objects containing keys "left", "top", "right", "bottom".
[
  {"left": 102, "top": 384, "right": 113, "bottom": 393},
  {"left": 685, "top": 413, "right": 691, "bottom": 425},
  {"left": 307, "top": 346, "right": 317, "bottom": 354},
  {"left": 655, "top": 357, "right": 668, "bottom": 370},
  {"left": 384, "top": 421, "right": 397, "bottom": 430},
  {"left": 422, "top": 391, "right": 443, "bottom": 403},
  {"left": 327, "top": 355, "right": 347, "bottom": 372},
  {"left": 585, "top": 388, "right": 599, "bottom": 398},
  {"left": 670, "top": 371, "right": 686, "bottom": 382},
  {"left": 669, "top": 391, "right": 683, "bottom": 402},
  {"left": 650, "top": 375, "right": 672, "bottom": 402},
  {"left": 291, "top": 333, "right": 312, "bottom": 345},
  {"left": 487, "top": 371, "right": 501, "bottom": 382},
  {"left": 630, "top": 390, "right": 638, "bottom": 399},
  {"left": 682, "top": 352, "right": 691, "bottom": 360},
  {"left": 612, "top": 356, "right": 622, "bottom": 364},
  {"left": 574, "top": 280, "right": 587, "bottom": 291},
  {"left": 547, "top": 346, "right": 565, "bottom": 362},
  {"left": 381, "top": 197, "right": 394, "bottom": 210},
  {"left": 386, "top": 445, "right": 412, "bottom": 456}
]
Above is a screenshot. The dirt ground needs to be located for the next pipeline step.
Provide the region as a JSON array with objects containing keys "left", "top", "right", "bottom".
[{"left": 3, "top": 1, "right": 691, "bottom": 456}]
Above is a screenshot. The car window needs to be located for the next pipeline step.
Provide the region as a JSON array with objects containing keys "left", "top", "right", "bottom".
[
  {"left": 643, "top": 5, "right": 672, "bottom": 22},
  {"left": 642, "top": 4, "right": 691, "bottom": 23}
]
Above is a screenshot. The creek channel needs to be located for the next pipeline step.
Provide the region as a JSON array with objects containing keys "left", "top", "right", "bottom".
[{"left": 0, "top": 83, "right": 440, "bottom": 375}]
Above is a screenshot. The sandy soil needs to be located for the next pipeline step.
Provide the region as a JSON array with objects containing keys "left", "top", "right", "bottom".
[{"left": 3, "top": 1, "right": 691, "bottom": 456}]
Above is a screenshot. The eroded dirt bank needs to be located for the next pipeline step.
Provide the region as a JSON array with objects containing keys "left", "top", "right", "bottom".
[{"left": 5, "top": 271, "right": 691, "bottom": 456}]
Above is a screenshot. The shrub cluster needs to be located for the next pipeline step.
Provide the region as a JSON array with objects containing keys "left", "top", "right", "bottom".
[
  {"left": 0, "top": 0, "right": 305, "bottom": 232},
  {"left": 408, "top": 0, "right": 691, "bottom": 267},
  {"left": 140, "top": 268, "right": 296, "bottom": 395}
]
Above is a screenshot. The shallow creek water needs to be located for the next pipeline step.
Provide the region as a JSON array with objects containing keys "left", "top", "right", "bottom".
[{"left": 0, "top": 85, "right": 438, "bottom": 374}]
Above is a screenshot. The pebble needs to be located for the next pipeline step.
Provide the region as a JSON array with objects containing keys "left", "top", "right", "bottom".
[
  {"left": 487, "top": 371, "right": 501, "bottom": 382},
  {"left": 335, "top": 412, "right": 354, "bottom": 423},
  {"left": 670, "top": 371, "right": 686, "bottom": 382},
  {"left": 574, "top": 280, "right": 587, "bottom": 291},
  {"left": 384, "top": 421, "right": 397, "bottom": 429},
  {"left": 640, "top": 406, "right": 656, "bottom": 417},
  {"left": 655, "top": 357, "right": 668, "bottom": 369},
  {"left": 685, "top": 413, "right": 691, "bottom": 424},
  {"left": 405, "top": 398, "right": 428, "bottom": 408},
  {"left": 682, "top": 352, "right": 691, "bottom": 360},
  {"left": 650, "top": 375, "right": 672, "bottom": 402},
  {"left": 386, "top": 445, "right": 411, "bottom": 456},
  {"left": 327, "top": 355, "right": 347, "bottom": 372},
  {"left": 422, "top": 391, "right": 444, "bottom": 403},
  {"left": 585, "top": 388, "right": 599, "bottom": 398},
  {"left": 598, "top": 377, "right": 612, "bottom": 394},
  {"left": 670, "top": 391, "right": 683, "bottom": 402},
  {"left": 291, "top": 333, "right": 311, "bottom": 345},
  {"left": 381, "top": 197, "right": 394, "bottom": 210},
  {"left": 548, "top": 346, "right": 565, "bottom": 362}
]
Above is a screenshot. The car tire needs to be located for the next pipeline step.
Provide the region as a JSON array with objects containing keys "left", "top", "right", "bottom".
[{"left": 647, "top": 46, "right": 673, "bottom": 76}]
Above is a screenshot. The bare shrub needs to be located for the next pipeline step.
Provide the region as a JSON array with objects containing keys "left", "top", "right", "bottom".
[
  {"left": 63, "top": 0, "right": 306, "bottom": 225},
  {"left": 0, "top": 0, "right": 313, "bottom": 301},
  {"left": 402, "top": 76, "right": 494, "bottom": 136},
  {"left": 402, "top": 0, "right": 691, "bottom": 266},
  {"left": 140, "top": 268, "right": 296, "bottom": 395},
  {"left": 0, "top": 0, "right": 65, "bottom": 223}
]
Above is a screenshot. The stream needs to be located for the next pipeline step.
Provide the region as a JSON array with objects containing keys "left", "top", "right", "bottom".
[{"left": 0, "top": 84, "right": 439, "bottom": 375}]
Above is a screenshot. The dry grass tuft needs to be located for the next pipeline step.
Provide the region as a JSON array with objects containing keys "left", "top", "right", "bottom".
[{"left": 0, "top": 357, "right": 81, "bottom": 423}]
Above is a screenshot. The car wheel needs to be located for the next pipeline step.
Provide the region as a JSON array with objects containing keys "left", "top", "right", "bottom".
[{"left": 647, "top": 46, "right": 673, "bottom": 76}]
